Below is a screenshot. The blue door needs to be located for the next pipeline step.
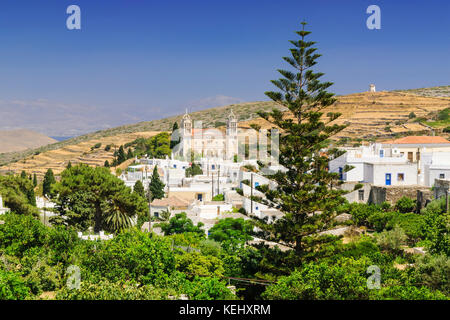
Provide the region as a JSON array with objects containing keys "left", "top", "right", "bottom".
[{"left": 385, "top": 173, "right": 391, "bottom": 186}]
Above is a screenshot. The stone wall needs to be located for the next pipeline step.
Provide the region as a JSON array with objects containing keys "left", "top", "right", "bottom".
[
  {"left": 369, "top": 185, "right": 433, "bottom": 210},
  {"left": 434, "top": 179, "right": 450, "bottom": 199}
]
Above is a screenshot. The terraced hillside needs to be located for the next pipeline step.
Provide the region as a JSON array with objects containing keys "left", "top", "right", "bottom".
[
  {"left": 241, "top": 91, "right": 450, "bottom": 142},
  {"left": 0, "top": 131, "right": 158, "bottom": 179},
  {"left": 395, "top": 85, "right": 450, "bottom": 98},
  {"left": 0, "top": 101, "right": 281, "bottom": 167},
  {"left": 1, "top": 88, "right": 450, "bottom": 177}
]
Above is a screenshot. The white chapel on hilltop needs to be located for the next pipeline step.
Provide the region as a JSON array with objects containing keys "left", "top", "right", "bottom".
[{"left": 175, "top": 109, "right": 239, "bottom": 160}]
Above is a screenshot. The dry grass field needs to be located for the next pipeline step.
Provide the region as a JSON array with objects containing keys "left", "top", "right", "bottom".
[
  {"left": 0, "top": 131, "right": 159, "bottom": 179},
  {"left": 242, "top": 91, "right": 450, "bottom": 142}
]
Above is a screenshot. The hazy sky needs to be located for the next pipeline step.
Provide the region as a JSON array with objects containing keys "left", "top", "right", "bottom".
[{"left": 0, "top": 0, "right": 449, "bottom": 135}]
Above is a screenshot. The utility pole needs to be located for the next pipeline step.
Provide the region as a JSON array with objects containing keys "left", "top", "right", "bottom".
[
  {"left": 43, "top": 198, "right": 46, "bottom": 227},
  {"left": 446, "top": 190, "right": 449, "bottom": 214},
  {"left": 211, "top": 173, "right": 214, "bottom": 199},
  {"left": 148, "top": 190, "right": 153, "bottom": 233},
  {"left": 217, "top": 165, "right": 220, "bottom": 196},
  {"left": 250, "top": 173, "right": 254, "bottom": 214}
]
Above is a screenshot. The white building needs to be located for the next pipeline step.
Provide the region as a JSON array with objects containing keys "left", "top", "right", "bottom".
[
  {"left": 0, "top": 195, "right": 9, "bottom": 215},
  {"left": 176, "top": 110, "right": 238, "bottom": 160},
  {"left": 189, "top": 201, "right": 233, "bottom": 219},
  {"left": 330, "top": 137, "right": 450, "bottom": 187}
]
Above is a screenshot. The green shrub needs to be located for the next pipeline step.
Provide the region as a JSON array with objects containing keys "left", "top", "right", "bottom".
[
  {"left": 395, "top": 196, "right": 416, "bottom": 213},
  {"left": 375, "top": 225, "right": 407, "bottom": 253},
  {"left": 0, "top": 270, "right": 31, "bottom": 300},
  {"left": 212, "top": 194, "right": 224, "bottom": 201}
]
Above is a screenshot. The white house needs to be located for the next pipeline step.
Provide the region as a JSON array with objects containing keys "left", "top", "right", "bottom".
[
  {"left": 362, "top": 161, "right": 418, "bottom": 186},
  {"left": 330, "top": 138, "right": 450, "bottom": 187},
  {"left": 0, "top": 195, "right": 9, "bottom": 215},
  {"left": 189, "top": 201, "right": 233, "bottom": 219},
  {"left": 421, "top": 152, "right": 450, "bottom": 187}
]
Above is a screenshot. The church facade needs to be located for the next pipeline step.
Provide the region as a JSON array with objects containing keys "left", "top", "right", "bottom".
[{"left": 176, "top": 110, "right": 238, "bottom": 160}]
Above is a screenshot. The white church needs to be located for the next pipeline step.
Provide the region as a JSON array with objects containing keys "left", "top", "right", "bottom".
[{"left": 175, "top": 109, "right": 239, "bottom": 160}]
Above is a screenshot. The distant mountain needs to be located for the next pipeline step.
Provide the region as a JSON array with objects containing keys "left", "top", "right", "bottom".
[{"left": 0, "top": 129, "right": 57, "bottom": 154}]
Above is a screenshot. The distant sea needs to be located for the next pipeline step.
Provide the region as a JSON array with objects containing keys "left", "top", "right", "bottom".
[{"left": 50, "top": 136, "right": 74, "bottom": 142}]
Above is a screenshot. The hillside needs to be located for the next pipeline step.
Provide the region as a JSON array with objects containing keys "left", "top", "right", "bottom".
[
  {"left": 0, "top": 129, "right": 57, "bottom": 153},
  {"left": 395, "top": 85, "right": 450, "bottom": 97},
  {"left": 242, "top": 91, "right": 450, "bottom": 142},
  {"left": 0, "top": 131, "right": 159, "bottom": 178},
  {"left": 1, "top": 87, "right": 450, "bottom": 176},
  {"left": 0, "top": 101, "right": 282, "bottom": 167}
]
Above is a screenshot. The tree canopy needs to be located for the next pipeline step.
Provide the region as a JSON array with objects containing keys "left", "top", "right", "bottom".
[{"left": 50, "top": 164, "right": 147, "bottom": 233}]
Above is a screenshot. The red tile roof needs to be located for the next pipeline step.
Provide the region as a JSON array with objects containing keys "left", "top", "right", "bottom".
[{"left": 383, "top": 136, "right": 450, "bottom": 145}]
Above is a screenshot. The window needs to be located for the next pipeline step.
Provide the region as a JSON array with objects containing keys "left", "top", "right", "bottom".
[
  {"left": 379, "top": 149, "right": 384, "bottom": 157},
  {"left": 439, "top": 173, "right": 445, "bottom": 179},
  {"left": 255, "top": 182, "right": 260, "bottom": 187},
  {"left": 154, "top": 212, "right": 159, "bottom": 218},
  {"left": 397, "top": 173, "right": 405, "bottom": 182},
  {"left": 408, "top": 152, "right": 413, "bottom": 162},
  {"left": 358, "top": 189, "right": 364, "bottom": 201}
]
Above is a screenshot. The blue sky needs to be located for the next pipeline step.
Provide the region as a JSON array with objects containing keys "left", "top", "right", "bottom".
[{"left": 0, "top": 0, "right": 449, "bottom": 135}]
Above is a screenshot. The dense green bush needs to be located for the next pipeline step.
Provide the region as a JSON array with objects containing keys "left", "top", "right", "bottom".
[
  {"left": 0, "top": 213, "right": 47, "bottom": 257},
  {"left": 262, "top": 257, "right": 372, "bottom": 300},
  {"left": 159, "top": 212, "right": 205, "bottom": 238},
  {"left": 0, "top": 270, "right": 31, "bottom": 300},
  {"left": 78, "top": 230, "right": 176, "bottom": 285},
  {"left": 56, "top": 279, "right": 171, "bottom": 300},
  {"left": 395, "top": 196, "right": 416, "bottom": 213},
  {"left": 208, "top": 218, "right": 253, "bottom": 246}
]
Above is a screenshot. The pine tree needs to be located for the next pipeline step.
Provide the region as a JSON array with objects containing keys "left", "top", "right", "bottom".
[
  {"left": 104, "top": 160, "right": 110, "bottom": 168},
  {"left": 20, "top": 171, "right": 27, "bottom": 179},
  {"left": 251, "top": 22, "right": 348, "bottom": 270},
  {"left": 127, "top": 148, "right": 134, "bottom": 160},
  {"left": 171, "top": 122, "right": 181, "bottom": 150},
  {"left": 148, "top": 166, "right": 165, "bottom": 201},
  {"left": 133, "top": 180, "right": 146, "bottom": 199},
  {"left": 117, "top": 145, "right": 126, "bottom": 164},
  {"left": 66, "top": 161, "right": 72, "bottom": 169},
  {"left": 33, "top": 173, "right": 37, "bottom": 187},
  {"left": 43, "top": 168, "right": 56, "bottom": 197}
]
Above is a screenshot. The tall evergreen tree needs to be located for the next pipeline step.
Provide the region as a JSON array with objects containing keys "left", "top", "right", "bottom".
[
  {"left": 133, "top": 180, "right": 146, "bottom": 199},
  {"left": 104, "top": 160, "right": 110, "bottom": 168},
  {"left": 20, "top": 171, "right": 27, "bottom": 179},
  {"left": 127, "top": 148, "right": 134, "bottom": 160},
  {"left": 43, "top": 168, "right": 56, "bottom": 197},
  {"left": 117, "top": 145, "right": 126, "bottom": 164},
  {"left": 66, "top": 161, "right": 72, "bottom": 169},
  {"left": 171, "top": 122, "right": 181, "bottom": 150},
  {"left": 32, "top": 173, "right": 37, "bottom": 188},
  {"left": 148, "top": 166, "right": 165, "bottom": 201},
  {"left": 251, "top": 22, "right": 348, "bottom": 271}
]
